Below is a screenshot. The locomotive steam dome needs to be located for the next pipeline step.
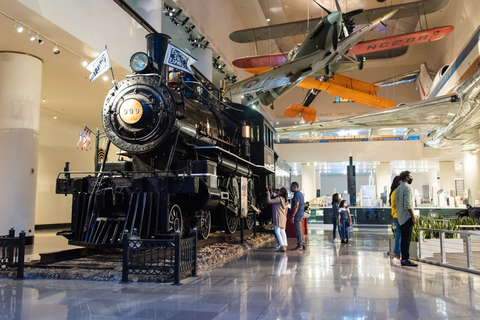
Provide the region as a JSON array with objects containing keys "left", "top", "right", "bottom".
[{"left": 102, "top": 33, "right": 176, "bottom": 154}]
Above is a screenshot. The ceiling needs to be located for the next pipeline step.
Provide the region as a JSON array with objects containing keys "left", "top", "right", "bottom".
[{"left": 0, "top": 0, "right": 460, "bottom": 142}]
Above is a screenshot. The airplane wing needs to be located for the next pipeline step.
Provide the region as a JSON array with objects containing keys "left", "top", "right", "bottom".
[
  {"left": 232, "top": 27, "right": 452, "bottom": 72},
  {"left": 230, "top": 0, "right": 449, "bottom": 43},
  {"left": 276, "top": 94, "right": 460, "bottom": 139},
  {"left": 349, "top": 26, "right": 453, "bottom": 56},
  {"left": 224, "top": 10, "right": 397, "bottom": 97},
  {"left": 297, "top": 76, "right": 397, "bottom": 110}
]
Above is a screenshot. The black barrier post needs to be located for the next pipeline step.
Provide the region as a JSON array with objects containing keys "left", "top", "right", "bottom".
[
  {"left": 192, "top": 229, "right": 197, "bottom": 277},
  {"left": 7, "top": 227, "right": 15, "bottom": 264},
  {"left": 122, "top": 233, "right": 129, "bottom": 283},
  {"left": 173, "top": 231, "right": 181, "bottom": 285},
  {"left": 240, "top": 218, "right": 244, "bottom": 244},
  {"left": 253, "top": 213, "right": 257, "bottom": 238},
  {"left": 16, "top": 231, "right": 25, "bottom": 279}
]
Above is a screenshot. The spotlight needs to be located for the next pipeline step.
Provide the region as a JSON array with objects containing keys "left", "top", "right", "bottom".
[
  {"left": 82, "top": 60, "right": 88, "bottom": 67},
  {"left": 103, "top": 75, "right": 108, "bottom": 81},
  {"left": 186, "top": 25, "right": 195, "bottom": 33},
  {"left": 37, "top": 35, "right": 44, "bottom": 45},
  {"left": 14, "top": 22, "right": 23, "bottom": 33},
  {"left": 28, "top": 31, "right": 35, "bottom": 41},
  {"left": 181, "top": 17, "right": 190, "bottom": 26},
  {"left": 174, "top": 9, "right": 182, "bottom": 17},
  {"left": 201, "top": 41, "right": 209, "bottom": 49},
  {"left": 53, "top": 45, "right": 60, "bottom": 54}
]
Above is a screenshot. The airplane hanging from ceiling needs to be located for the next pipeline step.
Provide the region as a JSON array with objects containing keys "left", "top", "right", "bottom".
[
  {"left": 223, "top": 0, "right": 451, "bottom": 123},
  {"left": 276, "top": 25, "right": 480, "bottom": 153}
]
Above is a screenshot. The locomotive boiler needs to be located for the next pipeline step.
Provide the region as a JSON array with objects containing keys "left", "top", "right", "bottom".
[{"left": 56, "top": 33, "right": 280, "bottom": 247}]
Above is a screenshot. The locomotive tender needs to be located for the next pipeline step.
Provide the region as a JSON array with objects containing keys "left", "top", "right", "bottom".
[{"left": 56, "top": 33, "right": 285, "bottom": 247}]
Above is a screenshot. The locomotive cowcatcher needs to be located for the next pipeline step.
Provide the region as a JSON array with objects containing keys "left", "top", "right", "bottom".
[{"left": 56, "top": 33, "right": 279, "bottom": 247}]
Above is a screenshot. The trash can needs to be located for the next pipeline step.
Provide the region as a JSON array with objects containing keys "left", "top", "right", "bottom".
[{"left": 286, "top": 215, "right": 308, "bottom": 238}]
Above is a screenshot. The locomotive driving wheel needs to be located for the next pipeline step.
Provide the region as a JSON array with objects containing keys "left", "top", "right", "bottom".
[
  {"left": 223, "top": 209, "right": 238, "bottom": 234},
  {"left": 223, "top": 176, "right": 239, "bottom": 234},
  {"left": 167, "top": 204, "right": 183, "bottom": 235},
  {"left": 198, "top": 211, "right": 211, "bottom": 240}
]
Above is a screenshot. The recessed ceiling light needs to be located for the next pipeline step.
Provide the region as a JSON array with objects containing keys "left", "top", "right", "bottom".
[
  {"left": 266, "top": 18, "right": 271, "bottom": 22},
  {"left": 42, "top": 99, "right": 45, "bottom": 102},
  {"left": 53, "top": 116, "right": 57, "bottom": 119},
  {"left": 82, "top": 60, "right": 88, "bottom": 67}
]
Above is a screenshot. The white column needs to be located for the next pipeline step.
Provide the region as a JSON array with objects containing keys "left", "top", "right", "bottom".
[
  {"left": 0, "top": 53, "right": 42, "bottom": 242},
  {"left": 427, "top": 169, "right": 439, "bottom": 206},
  {"left": 463, "top": 152, "right": 480, "bottom": 203},
  {"left": 316, "top": 169, "right": 322, "bottom": 198},
  {"left": 301, "top": 163, "right": 316, "bottom": 202},
  {"left": 375, "top": 162, "right": 392, "bottom": 198},
  {"left": 125, "top": 0, "right": 163, "bottom": 32},
  {"left": 439, "top": 161, "right": 455, "bottom": 195},
  {"left": 192, "top": 47, "right": 213, "bottom": 82}
]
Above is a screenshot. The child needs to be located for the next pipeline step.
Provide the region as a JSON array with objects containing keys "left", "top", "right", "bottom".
[{"left": 338, "top": 200, "right": 352, "bottom": 244}]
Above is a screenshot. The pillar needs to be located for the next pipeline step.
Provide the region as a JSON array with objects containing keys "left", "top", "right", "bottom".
[
  {"left": 301, "top": 163, "right": 316, "bottom": 202},
  {"left": 427, "top": 169, "right": 438, "bottom": 206},
  {"left": 375, "top": 162, "right": 392, "bottom": 199},
  {"left": 439, "top": 161, "right": 455, "bottom": 195},
  {"left": 463, "top": 152, "right": 480, "bottom": 204},
  {"left": 0, "top": 53, "right": 42, "bottom": 243},
  {"left": 316, "top": 168, "right": 322, "bottom": 198},
  {"left": 192, "top": 47, "right": 213, "bottom": 82},
  {"left": 125, "top": 0, "right": 163, "bottom": 32}
]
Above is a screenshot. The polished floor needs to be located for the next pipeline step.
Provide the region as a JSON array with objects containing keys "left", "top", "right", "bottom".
[{"left": 1, "top": 225, "right": 480, "bottom": 319}]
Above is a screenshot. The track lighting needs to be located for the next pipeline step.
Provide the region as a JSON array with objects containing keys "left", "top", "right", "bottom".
[
  {"left": 28, "top": 30, "right": 35, "bottom": 41},
  {"left": 37, "top": 34, "right": 44, "bottom": 45},
  {"left": 53, "top": 44, "right": 60, "bottom": 54},
  {"left": 14, "top": 21, "right": 23, "bottom": 33},
  {"left": 181, "top": 17, "right": 189, "bottom": 26}
]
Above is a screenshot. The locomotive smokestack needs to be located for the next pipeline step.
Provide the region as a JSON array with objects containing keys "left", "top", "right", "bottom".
[{"left": 146, "top": 33, "right": 171, "bottom": 75}]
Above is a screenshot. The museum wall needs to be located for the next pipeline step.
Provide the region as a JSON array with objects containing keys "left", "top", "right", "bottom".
[
  {"left": 35, "top": 109, "right": 121, "bottom": 225},
  {"left": 16, "top": 0, "right": 148, "bottom": 71},
  {"left": 35, "top": 110, "right": 93, "bottom": 225}
]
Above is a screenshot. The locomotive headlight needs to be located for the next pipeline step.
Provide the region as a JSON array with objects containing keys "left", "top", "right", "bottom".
[{"left": 130, "top": 52, "right": 150, "bottom": 73}]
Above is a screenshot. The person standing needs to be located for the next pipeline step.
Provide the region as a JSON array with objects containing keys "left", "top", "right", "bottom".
[
  {"left": 395, "top": 171, "right": 418, "bottom": 267},
  {"left": 267, "top": 187, "right": 288, "bottom": 252},
  {"left": 338, "top": 200, "right": 352, "bottom": 243},
  {"left": 332, "top": 193, "right": 341, "bottom": 243},
  {"left": 389, "top": 176, "right": 402, "bottom": 264},
  {"left": 289, "top": 182, "right": 305, "bottom": 251}
]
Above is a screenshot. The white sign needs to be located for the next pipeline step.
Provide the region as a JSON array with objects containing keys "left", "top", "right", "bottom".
[
  {"left": 164, "top": 44, "right": 196, "bottom": 74},
  {"left": 86, "top": 49, "right": 111, "bottom": 82},
  {"left": 240, "top": 177, "right": 248, "bottom": 218}
]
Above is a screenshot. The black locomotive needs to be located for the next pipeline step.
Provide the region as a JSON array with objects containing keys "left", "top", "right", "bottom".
[{"left": 56, "top": 33, "right": 287, "bottom": 247}]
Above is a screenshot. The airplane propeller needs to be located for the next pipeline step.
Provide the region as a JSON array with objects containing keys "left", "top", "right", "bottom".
[{"left": 314, "top": 0, "right": 363, "bottom": 39}]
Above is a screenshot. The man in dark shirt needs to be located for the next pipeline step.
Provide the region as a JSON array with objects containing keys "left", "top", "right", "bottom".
[{"left": 289, "top": 182, "right": 305, "bottom": 250}]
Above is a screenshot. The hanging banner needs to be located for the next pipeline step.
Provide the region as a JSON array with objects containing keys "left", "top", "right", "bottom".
[
  {"left": 86, "top": 49, "right": 111, "bottom": 82},
  {"left": 164, "top": 44, "right": 197, "bottom": 74}
]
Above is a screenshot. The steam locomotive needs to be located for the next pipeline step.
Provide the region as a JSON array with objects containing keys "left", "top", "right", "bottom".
[{"left": 56, "top": 33, "right": 290, "bottom": 247}]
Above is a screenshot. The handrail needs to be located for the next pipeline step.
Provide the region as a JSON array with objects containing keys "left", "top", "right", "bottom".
[{"left": 418, "top": 227, "right": 480, "bottom": 236}]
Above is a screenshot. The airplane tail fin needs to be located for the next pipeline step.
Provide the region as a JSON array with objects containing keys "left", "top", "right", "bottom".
[{"left": 416, "top": 62, "right": 433, "bottom": 100}]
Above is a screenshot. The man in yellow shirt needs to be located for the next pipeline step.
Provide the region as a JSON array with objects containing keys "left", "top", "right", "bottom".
[{"left": 390, "top": 176, "right": 402, "bottom": 264}]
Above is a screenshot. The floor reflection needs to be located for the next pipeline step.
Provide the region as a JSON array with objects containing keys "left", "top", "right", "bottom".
[{"left": 0, "top": 227, "right": 479, "bottom": 319}]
